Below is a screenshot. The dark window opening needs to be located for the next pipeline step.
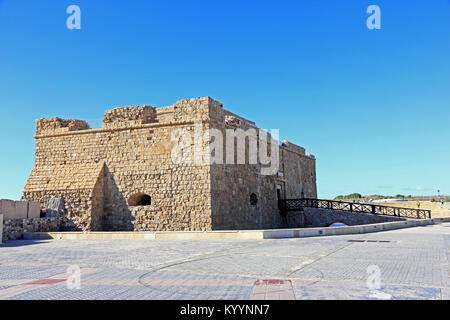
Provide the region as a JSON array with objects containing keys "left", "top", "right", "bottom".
[
  {"left": 128, "top": 193, "right": 151, "bottom": 206},
  {"left": 250, "top": 193, "right": 258, "bottom": 206}
]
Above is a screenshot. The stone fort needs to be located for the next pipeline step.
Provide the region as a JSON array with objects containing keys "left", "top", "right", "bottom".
[{"left": 22, "top": 97, "right": 317, "bottom": 231}]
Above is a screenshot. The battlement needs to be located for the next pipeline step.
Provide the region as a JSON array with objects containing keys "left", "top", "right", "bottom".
[
  {"left": 35, "top": 97, "right": 227, "bottom": 137},
  {"left": 33, "top": 98, "right": 314, "bottom": 163},
  {"left": 33, "top": 97, "right": 314, "bottom": 159},
  {"left": 281, "top": 140, "right": 315, "bottom": 159},
  {"left": 172, "top": 96, "right": 223, "bottom": 122},
  {"left": 102, "top": 105, "right": 157, "bottom": 129},
  {"left": 36, "top": 117, "right": 90, "bottom": 135}
]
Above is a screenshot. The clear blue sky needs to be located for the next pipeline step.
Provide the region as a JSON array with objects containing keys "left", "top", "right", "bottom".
[{"left": 1, "top": 0, "right": 449, "bottom": 200}]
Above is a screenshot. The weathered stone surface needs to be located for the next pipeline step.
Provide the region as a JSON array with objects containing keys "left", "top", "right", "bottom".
[
  {"left": 302, "top": 208, "right": 406, "bottom": 227},
  {"left": 28, "top": 201, "right": 41, "bottom": 218},
  {"left": 45, "top": 197, "right": 65, "bottom": 218},
  {"left": 103, "top": 105, "right": 156, "bottom": 129},
  {"left": 286, "top": 211, "right": 305, "bottom": 228},
  {"left": 0, "top": 199, "right": 16, "bottom": 220},
  {"left": 2, "top": 217, "right": 60, "bottom": 242},
  {"left": 15, "top": 201, "right": 28, "bottom": 219},
  {"left": 22, "top": 97, "right": 317, "bottom": 232},
  {"left": 36, "top": 117, "right": 90, "bottom": 136},
  {"left": 225, "top": 115, "right": 241, "bottom": 128}
]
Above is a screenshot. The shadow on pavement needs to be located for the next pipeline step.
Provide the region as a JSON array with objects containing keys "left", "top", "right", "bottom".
[{"left": 0, "top": 240, "right": 52, "bottom": 248}]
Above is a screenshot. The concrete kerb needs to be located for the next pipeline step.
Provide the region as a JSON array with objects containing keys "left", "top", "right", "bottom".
[
  {"left": 21, "top": 217, "right": 450, "bottom": 241},
  {"left": 432, "top": 217, "right": 450, "bottom": 223},
  {"left": 24, "top": 230, "right": 264, "bottom": 241}
]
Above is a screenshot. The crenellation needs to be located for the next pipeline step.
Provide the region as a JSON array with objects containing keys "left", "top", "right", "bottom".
[
  {"left": 281, "top": 140, "right": 306, "bottom": 156},
  {"left": 36, "top": 117, "right": 90, "bottom": 136},
  {"left": 103, "top": 105, "right": 157, "bottom": 129}
]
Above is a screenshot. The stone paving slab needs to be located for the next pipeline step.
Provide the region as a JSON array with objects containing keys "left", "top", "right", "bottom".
[
  {"left": 251, "top": 280, "right": 295, "bottom": 300},
  {"left": 293, "top": 279, "right": 442, "bottom": 300},
  {"left": 1, "top": 223, "right": 450, "bottom": 300}
]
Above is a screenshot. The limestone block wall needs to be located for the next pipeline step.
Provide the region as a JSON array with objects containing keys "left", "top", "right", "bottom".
[
  {"left": 208, "top": 113, "right": 282, "bottom": 230},
  {"left": 103, "top": 106, "right": 156, "bottom": 129},
  {"left": 0, "top": 200, "right": 16, "bottom": 219},
  {"left": 210, "top": 163, "right": 284, "bottom": 230},
  {"left": 23, "top": 98, "right": 215, "bottom": 232},
  {"left": 22, "top": 190, "right": 97, "bottom": 231},
  {"left": 36, "top": 118, "right": 90, "bottom": 136},
  {"left": 91, "top": 165, "right": 104, "bottom": 231},
  {"left": 285, "top": 211, "right": 305, "bottom": 228},
  {"left": 15, "top": 201, "right": 28, "bottom": 219},
  {"left": 281, "top": 143, "right": 317, "bottom": 199},
  {"left": 22, "top": 96, "right": 317, "bottom": 232},
  {"left": 97, "top": 122, "right": 212, "bottom": 231},
  {"left": 130, "top": 205, "right": 198, "bottom": 231},
  {"left": 0, "top": 199, "right": 42, "bottom": 220},
  {"left": 299, "top": 155, "right": 317, "bottom": 197},
  {"left": 208, "top": 104, "right": 317, "bottom": 230},
  {"left": 2, "top": 217, "right": 60, "bottom": 242},
  {"left": 28, "top": 201, "right": 41, "bottom": 218},
  {"left": 302, "top": 208, "right": 406, "bottom": 228}
]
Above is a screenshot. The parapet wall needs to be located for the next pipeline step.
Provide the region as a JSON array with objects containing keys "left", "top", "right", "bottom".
[
  {"left": 34, "top": 97, "right": 224, "bottom": 138},
  {"left": 281, "top": 140, "right": 306, "bottom": 156},
  {"left": 36, "top": 118, "right": 90, "bottom": 136},
  {"left": 103, "top": 106, "right": 157, "bottom": 129}
]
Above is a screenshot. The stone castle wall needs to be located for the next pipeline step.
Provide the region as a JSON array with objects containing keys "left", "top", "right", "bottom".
[
  {"left": 22, "top": 97, "right": 317, "bottom": 231},
  {"left": 302, "top": 208, "right": 406, "bottom": 227},
  {"left": 2, "top": 218, "right": 60, "bottom": 242},
  {"left": 207, "top": 105, "right": 316, "bottom": 230},
  {"left": 24, "top": 98, "right": 214, "bottom": 231}
]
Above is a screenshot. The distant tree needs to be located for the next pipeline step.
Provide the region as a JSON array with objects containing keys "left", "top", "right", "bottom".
[
  {"left": 346, "top": 193, "right": 362, "bottom": 199},
  {"left": 395, "top": 194, "right": 405, "bottom": 198}
]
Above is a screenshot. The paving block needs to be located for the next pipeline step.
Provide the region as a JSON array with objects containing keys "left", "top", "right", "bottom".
[
  {"left": 28, "top": 201, "right": 41, "bottom": 219},
  {"left": 15, "top": 201, "right": 28, "bottom": 219},
  {"left": 0, "top": 200, "right": 16, "bottom": 220}
]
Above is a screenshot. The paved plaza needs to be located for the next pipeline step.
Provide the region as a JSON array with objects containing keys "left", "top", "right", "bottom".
[{"left": 1, "top": 223, "right": 450, "bottom": 300}]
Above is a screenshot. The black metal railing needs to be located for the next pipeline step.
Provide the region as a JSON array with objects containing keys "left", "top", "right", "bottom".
[{"left": 278, "top": 198, "right": 431, "bottom": 219}]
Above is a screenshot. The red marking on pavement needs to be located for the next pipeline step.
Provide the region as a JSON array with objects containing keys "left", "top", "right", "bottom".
[
  {"left": 251, "top": 279, "right": 295, "bottom": 300},
  {"left": 254, "top": 279, "right": 291, "bottom": 286},
  {"left": 25, "top": 279, "right": 66, "bottom": 285}
]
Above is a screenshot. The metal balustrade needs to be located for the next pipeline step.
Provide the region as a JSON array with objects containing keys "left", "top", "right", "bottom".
[{"left": 278, "top": 198, "right": 431, "bottom": 219}]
